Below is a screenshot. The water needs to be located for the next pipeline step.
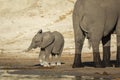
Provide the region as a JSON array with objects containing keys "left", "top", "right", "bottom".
[
  {"left": 0, "top": 70, "right": 111, "bottom": 80},
  {"left": 0, "top": 75, "right": 111, "bottom": 80}
]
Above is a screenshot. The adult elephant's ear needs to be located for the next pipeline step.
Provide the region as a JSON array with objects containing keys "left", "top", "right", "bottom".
[{"left": 40, "top": 31, "right": 55, "bottom": 48}]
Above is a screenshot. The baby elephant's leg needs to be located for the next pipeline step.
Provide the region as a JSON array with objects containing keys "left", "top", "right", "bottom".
[
  {"left": 56, "top": 54, "right": 62, "bottom": 66},
  {"left": 39, "top": 48, "right": 50, "bottom": 67},
  {"left": 56, "top": 46, "right": 64, "bottom": 66},
  {"left": 43, "top": 48, "right": 51, "bottom": 67},
  {"left": 50, "top": 54, "right": 56, "bottom": 66},
  {"left": 39, "top": 49, "right": 45, "bottom": 66}
]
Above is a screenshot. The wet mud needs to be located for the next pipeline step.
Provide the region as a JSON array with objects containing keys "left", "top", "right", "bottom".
[{"left": 0, "top": 53, "right": 120, "bottom": 80}]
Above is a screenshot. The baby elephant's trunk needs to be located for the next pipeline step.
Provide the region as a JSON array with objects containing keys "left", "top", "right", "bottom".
[
  {"left": 26, "top": 43, "right": 34, "bottom": 52},
  {"left": 26, "top": 46, "right": 32, "bottom": 52}
]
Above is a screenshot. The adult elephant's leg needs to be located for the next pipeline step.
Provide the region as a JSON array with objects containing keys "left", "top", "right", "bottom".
[
  {"left": 90, "top": 30, "right": 102, "bottom": 67},
  {"left": 91, "top": 40, "right": 102, "bottom": 67},
  {"left": 116, "top": 20, "right": 120, "bottom": 67},
  {"left": 72, "top": 7, "right": 85, "bottom": 68},
  {"left": 116, "top": 35, "right": 120, "bottom": 67},
  {"left": 72, "top": 29, "right": 85, "bottom": 68},
  {"left": 102, "top": 35, "right": 111, "bottom": 67}
]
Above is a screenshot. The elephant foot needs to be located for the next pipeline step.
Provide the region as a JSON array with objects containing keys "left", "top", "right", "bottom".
[
  {"left": 40, "top": 62, "right": 44, "bottom": 66},
  {"left": 94, "top": 62, "right": 103, "bottom": 68},
  {"left": 50, "top": 62, "right": 56, "bottom": 66},
  {"left": 115, "top": 64, "right": 120, "bottom": 68},
  {"left": 115, "top": 59, "right": 120, "bottom": 67},
  {"left": 56, "top": 62, "right": 61, "bottom": 66},
  {"left": 39, "top": 59, "right": 50, "bottom": 67},
  {"left": 103, "top": 63, "right": 112, "bottom": 67},
  {"left": 41, "top": 61, "right": 50, "bottom": 67},
  {"left": 102, "top": 59, "right": 112, "bottom": 67},
  {"left": 39, "top": 59, "right": 44, "bottom": 66},
  {"left": 72, "top": 54, "right": 83, "bottom": 68},
  {"left": 115, "top": 65, "right": 120, "bottom": 67},
  {"left": 72, "top": 63, "right": 84, "bottom": 68},
  {"left": 95, "top": 64, "right": 104, "bottom": 68},
  {"left": 50, "top": 62, "right": 62, "bottom": 66}
]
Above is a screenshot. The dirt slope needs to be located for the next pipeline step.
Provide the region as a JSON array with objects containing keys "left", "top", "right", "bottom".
[{"left": 0, "top": 0, "right": 117, "bottom": 55}]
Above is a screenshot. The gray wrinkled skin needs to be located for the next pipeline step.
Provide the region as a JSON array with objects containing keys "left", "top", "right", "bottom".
[
  {"left": 72, "top": 0, "right": 120, "bottom": 68},
  {"left": 26, "top": 30, "right": 64, "bottom": 67}
]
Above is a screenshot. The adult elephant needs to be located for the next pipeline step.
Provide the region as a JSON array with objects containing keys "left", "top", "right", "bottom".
[{"left": 72, "top": 0, "right": 120, "bottom": 68}]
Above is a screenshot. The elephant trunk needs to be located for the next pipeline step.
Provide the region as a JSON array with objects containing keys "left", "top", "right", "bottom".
[
  {"left": 26, "top": 42, "right": 35, "bottom": 52},
  {"left": 26, "top": 46, "right": 32, "bottom": 52}
]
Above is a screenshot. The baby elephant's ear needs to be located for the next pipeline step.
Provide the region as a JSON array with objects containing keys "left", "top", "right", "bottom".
[
  {"left": 41, "top": 32, "right": 55, "bottom": 48},
  {"left": 38, "top": 29, "right": 42, "bottom": 33}
]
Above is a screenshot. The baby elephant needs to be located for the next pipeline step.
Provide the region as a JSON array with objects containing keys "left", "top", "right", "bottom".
[{"left": 26, "top": 29, "right": 64, "bottom": 67}]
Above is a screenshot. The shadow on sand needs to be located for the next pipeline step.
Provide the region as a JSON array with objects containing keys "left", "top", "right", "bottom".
[{"left": 82, "top": 60, "right": 116, "bottom": 67}]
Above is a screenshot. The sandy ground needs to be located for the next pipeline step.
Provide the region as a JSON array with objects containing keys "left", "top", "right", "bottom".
[{"left": 0, "top": 52, "right": 120, "bottom": 80}]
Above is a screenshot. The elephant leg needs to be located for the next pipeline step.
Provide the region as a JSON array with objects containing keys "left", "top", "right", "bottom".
[
  {"left": 72, "top": 33, "right": 85, "bottom": 68},
  {"left": 44, "top": 46, "right": 53, "bottom": 67},
  {"left": 116, "top": 35, "right": 120, "bottom": 67},
  {"left": 89, "top": 21, "right": 105, "bottom": 67},
  {"left": 43, "top": 50, "right": 50, "bottom": 67},
  {"left": 102, "top": 35, "right": 111, "bottom": 67},
  {"left": 50, "top": 54, "right": 56, "bottom": 66},
  {"left": 56, "top": 54, "right": 62, "bottom": 66},
  {"left": 72, "top": 8, "right": 86, "bottom": 68},
  {"left": 56, "top": 44, "right": 64, "bottom": 66},
  {"left": 50, "top": 54, "right": 61, "bottom": 66},
  {"left": 39, "top": 48, "right": 45, "bottom": 66},
  {"left": 116, "top": 19, "right": 120, "bottom": 67},
  {"left": 91, "top": 40, "right": 102, "bottom": 67},
  {"left": 90, "top": 31, "right": 102, "bottom": 68},
  {"left": 39, "top": 48, "right": 50, "bottom": 67}
]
